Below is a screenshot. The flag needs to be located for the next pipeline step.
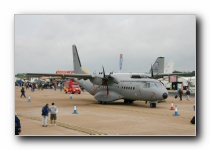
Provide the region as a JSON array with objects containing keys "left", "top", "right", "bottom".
[{"left": 120, "top": 54, "right": 123, "bottom": 70}]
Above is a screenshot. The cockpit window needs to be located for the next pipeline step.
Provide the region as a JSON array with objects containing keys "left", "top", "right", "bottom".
[
  {"left": 143, "top": 83, "right": 150, "bottom": 88},
  {"left": 155, "top": 82, "right": 164, "bottom": 88},
  {"left": 143, "top": 82, "right": 164, "bottom": 88},
  {"left": 150, "top": 82, "right": 156, "bottom": 88}
]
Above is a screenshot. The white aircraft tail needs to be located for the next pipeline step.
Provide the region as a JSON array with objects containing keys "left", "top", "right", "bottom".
[
  {"left": 164, "top": 61, "right": 174, "bottom": 73},
  {"left": 149, "top": 57, "right": 164, "bottom": 75},
  {"left": 72, "top": 45, "right": 86, "bottom": 74}
]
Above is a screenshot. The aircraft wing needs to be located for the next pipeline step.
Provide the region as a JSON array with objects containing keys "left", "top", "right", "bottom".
[
  {"left": 20, "top": 73, "right": 93, "bottom": 80},
  {"left": 154, "top": 72, "right": 191, "bottom": 78}
]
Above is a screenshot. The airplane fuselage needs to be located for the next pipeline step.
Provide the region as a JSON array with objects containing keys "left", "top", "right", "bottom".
[{"left": 74, "top": 73, "right": 168, "bottom": 104}]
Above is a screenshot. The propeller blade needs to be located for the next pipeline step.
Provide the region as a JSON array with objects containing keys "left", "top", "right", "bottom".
[
  {"left": 102, "top": 65, "right": 105, "bottom": 78},
  {"left": 112, "top": 80, "right": 119, "bottom": 84},
  {"left": 151, "top": 64, "right": 154, "bottom": 78},
  {"left": 106, "top": 83, "right": 109, "bottom": 96},
  {"left": 101, "top": 66, "right": 109, "bottom": 96}
]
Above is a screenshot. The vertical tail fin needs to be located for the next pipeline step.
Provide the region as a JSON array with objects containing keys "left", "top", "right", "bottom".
[
  {"left": 72, "top": 45, "right": 86, "bottom": 74},
  {"left": 164, "top": 61, "right": 174, "bottom": 73},
  {"left": 149, "top": 57, "right": 164, "bottom": 75}
]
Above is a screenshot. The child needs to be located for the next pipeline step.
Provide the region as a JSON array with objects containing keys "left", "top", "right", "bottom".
[{"left": 186, "top": 89, "right": 191, "bottom": 100}]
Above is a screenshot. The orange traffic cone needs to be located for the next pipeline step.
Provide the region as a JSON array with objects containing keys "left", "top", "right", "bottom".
[{"left": 170, "top": 101, "right": 174, "bottom": 110}]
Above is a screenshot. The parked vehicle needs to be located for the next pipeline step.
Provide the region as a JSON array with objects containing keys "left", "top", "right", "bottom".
[{"left": 63, "top": 79, "right": 81, "bottom": 94}]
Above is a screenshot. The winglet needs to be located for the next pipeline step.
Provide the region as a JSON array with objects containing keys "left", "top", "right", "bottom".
[{"left": 72, "top": 45, "right": 86, "bottom": 74}]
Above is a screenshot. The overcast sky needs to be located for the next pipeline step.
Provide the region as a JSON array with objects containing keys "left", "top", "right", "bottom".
[{"left": 15, "top": 15, "right": 196, "bottom": 74}]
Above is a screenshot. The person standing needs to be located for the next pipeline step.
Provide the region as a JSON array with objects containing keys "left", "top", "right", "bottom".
[
  {"left": 49, "top": 103, "right": 58, "bottom": 126},
  {"left": 186, "top": 89, "right": 191, "bottom": 100},
  {"left": 41, "top": 104, "right": 50, "bottom": 127},
  {"left": 15, "top": 115, "right": 21, "bottom": 135},
  {"left": 54, "top": 84, "right": 56, "bottom": 91},
  {"left": 20, "top": 86, "right": 26, "bottom": 98},
  {"left": 178, "top": 88, "right": 183, "bottom": 101},
  {"left": 59, "top": 83, "right": 63, "bottom": 92}
]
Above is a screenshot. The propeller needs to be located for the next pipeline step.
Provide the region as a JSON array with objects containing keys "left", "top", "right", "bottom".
[
  {"left": 100, "top": 66, "right": 119, "bottom": 96},
  {"left": 102, "top": 66, "right": 109, "bottom": 96}
]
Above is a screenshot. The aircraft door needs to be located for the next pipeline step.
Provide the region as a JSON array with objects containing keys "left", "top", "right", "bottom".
[
  {"left": 135, "top": 85, "right": 141, "bottom": 98},
  {"left": 119, "top": 82, "right": 124, "bottom": 94},
  {"left": 138, "top": 82, "right": 152, "bottom": 100}
]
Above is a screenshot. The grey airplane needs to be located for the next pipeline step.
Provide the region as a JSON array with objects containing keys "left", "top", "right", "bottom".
[
  {"left": 21, "top": 45, "right": 168, "bottom": 108},
  {"left": 117, "top": 56, "right": 187, "bottom": 79},
  {"left": 114, "top": 56, "right": 164, "bottom": 78}
]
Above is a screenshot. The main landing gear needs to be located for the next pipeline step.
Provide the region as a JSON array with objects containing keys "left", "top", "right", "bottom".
[
  {"left": 124, "top": 100, "right": 134, "bottom": 104},
  {"left": 149, "top": 102, "right": 157, "bottom": 108},
  {"left": 98, "top": 101, "right": 107, "bottom": 104}
]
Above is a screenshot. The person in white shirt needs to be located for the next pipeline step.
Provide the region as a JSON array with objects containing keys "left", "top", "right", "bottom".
[{"left": 49, "top": 103, "right": 58, "bottom": 126}]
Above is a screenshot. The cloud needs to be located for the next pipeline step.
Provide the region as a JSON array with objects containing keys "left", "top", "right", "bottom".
[{"left": 15, "top": 15, "right": 196, "bottom": 74}]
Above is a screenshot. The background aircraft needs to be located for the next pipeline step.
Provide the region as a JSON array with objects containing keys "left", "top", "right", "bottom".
[
  {"left": 115, "top": 56, "right": 186, "bottom": 79},
  {"left": 164, "top": 61, "right": 174, "bottom": 74},
  {"left": 20, "top": 45, "right": 168, "bottom": 108},
  {"left": 113, "top": 56, "right": 164, "bottom": 78}
]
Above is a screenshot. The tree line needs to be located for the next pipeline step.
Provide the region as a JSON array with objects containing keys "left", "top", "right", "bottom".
[{"left": 173, "top": 70, "right": 195, "bottom": 77}]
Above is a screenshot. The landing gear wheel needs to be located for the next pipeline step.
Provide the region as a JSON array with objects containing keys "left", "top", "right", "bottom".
[
  {"left": 150, "top": 103, "right": 156, "bottom": 108},
  {"left": 98, "top": 101, "right": 107, "bottom": 104}
]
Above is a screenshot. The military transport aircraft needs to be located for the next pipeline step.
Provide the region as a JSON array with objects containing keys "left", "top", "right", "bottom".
[{"left": 18, "top": 45, "right": 169, "bottom": 108}]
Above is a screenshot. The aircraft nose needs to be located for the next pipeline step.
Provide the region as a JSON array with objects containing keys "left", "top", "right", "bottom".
[{"left": 162, "top": 92, "right": 168, "bottom": 99}]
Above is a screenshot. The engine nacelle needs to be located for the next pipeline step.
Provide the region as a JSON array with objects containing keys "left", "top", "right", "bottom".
[
  {"left": 89, "top": 77, "right": 104, "bottom": 85},
  {"left": 94, "top": 91, "right": 124, "bottom": 102}
]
